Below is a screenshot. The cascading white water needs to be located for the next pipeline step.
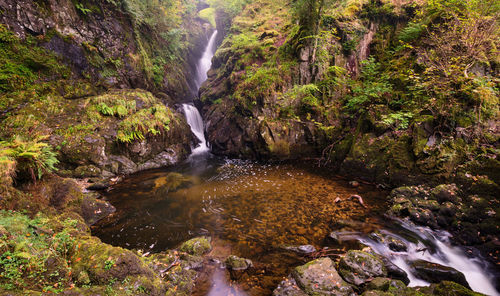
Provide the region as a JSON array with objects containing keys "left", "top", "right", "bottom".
[
  {"left": 182, "top": 30, "right": 218, "bottom": 156},
  {"left": 358, "top": 222, "right": 500, "bottom": 296},
  {"left": 194, "top": 30, "right": 218, "bottom": 90},
  {"left": 183, "top": 104, "right": 209, "bottom": 154}
]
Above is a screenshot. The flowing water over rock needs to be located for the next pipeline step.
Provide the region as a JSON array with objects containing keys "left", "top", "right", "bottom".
[
  {"left": 183, "top": 104, "right": 210, "bottom": 155},
  {"left": 195, "top": 30, "right": 218, "bottom": 90},
  {"left": 358, "top": 221, "right": 500, "bottom": 296},
  {"left": 182, "top": 30, "right": 218, "bottom": 157}
]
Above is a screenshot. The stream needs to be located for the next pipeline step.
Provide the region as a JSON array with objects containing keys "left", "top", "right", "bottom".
[{"left": 93, "top": 29, "right": 500, "bottom": 296}]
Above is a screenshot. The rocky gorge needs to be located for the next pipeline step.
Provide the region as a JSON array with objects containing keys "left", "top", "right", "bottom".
[{"left": 0, "top": 0, "right": 498, "bottom": 295}]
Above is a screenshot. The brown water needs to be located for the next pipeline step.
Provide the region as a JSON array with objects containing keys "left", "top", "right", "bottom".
[{"left": 93, "top": 158, "right": 388, "bottom": 295}]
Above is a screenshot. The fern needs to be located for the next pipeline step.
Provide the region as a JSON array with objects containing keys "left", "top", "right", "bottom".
[
  {"left": 96, "top": 102, "right": 114, "bottom": 116},
  {"left": 74, "top": 3, "right": 92, "bottom": 15},
  {"left": 398, "top": 22, "right": 427, "bottom": 42},
  {"left": 0, "top": 137, "right": 59, "bottom": 182}
]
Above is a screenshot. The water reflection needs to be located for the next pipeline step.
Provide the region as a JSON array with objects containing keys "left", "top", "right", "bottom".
[{"left": 206, "top": 268, "right": 248, "bottom": 296}]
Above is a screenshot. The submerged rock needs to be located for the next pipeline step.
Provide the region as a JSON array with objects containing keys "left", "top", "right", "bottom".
[
  {"left": 179, "top": 237, "right": 212, "bottom": 256},
  {"left": 410, "top": 260, "right": 470, "bottom": 288},
  {"left": 328, "top": 231, "right": 362, "bottom": 244},
  {"left": 338, "top": 250, "right": 387, "bottom": 285},
  {"left": 386, "top": 236, "right": 408, "bottom": 252},
  {"left": 86, "top": 181, "right": 110, "bottom": 191},
  {"left": 291, "top": 257, "right": 354, "bottom": 296}
]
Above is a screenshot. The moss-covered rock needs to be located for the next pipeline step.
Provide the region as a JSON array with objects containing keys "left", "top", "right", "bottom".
[
  {"left": 225, "top": 255, "right": 253, "bottom": 271},
  {"left": 426, "top": 281, "right": 485, "bottom": 296},
  {"left": 292, "top": 257, "right": 354, "bottom": 296},
  {"left": 410, "top": 260, "right": 470, "bottom": 289},
  {"left": 179, "top": 237, "right": 211, "bottom": 256}
]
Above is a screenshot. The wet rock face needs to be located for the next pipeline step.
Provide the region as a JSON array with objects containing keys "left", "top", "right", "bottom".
[
  {"left": 280, "top": 244, "right": 317, "bottom": 255},
  {"left": 0, "top": 0, "right": 207, "bottom": 98},
  {"left": 338, "top": 250, "right": 387, "bottom": 285},
  {"left": 410, "top": 260, "right": 470, "bottom": 289},
  {"left": 380, "top": 257, "right": 410, "bottom": 285},
  {"left": 81, "top": 194, "right": 116, "bottom": 225},
  {"left": 291, "top": 257, "right": 354, "bottom": 296}
]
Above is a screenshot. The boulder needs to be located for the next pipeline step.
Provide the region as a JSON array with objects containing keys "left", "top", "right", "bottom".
[
  {"left": 328, "top": 231, "right": 362, "bottom": 244},
  {"left": 225, "top": 255, "right": 253, "bottom": 271},
  {"left": 179, "top": 237, "right": 211, "bottom": 256},
  {"left": 338, "top": 250, "right": 387, "bottom": 285},
  {"left": 81, "top": 194, "right": 116, "bottom": 225},
  {"left": 410, "top": 260, "right": 470, "bottom": 288},
  {"left": 380, "top": 257, "right": 410, "bottom": 285},
  {"left": 386, "top": 236, "right": 408, "bottom": 252},
  {"left": 427, "top": 281, "right": 484, "bottom": 296},
  {"left": 365, "top": 277, "right": 407, "bottom": 292},
  {"left": 431, "top": 184, "right": 461, "bottom": 204},
  {"left": 292, "top": 257, "right": 354, "bottom": 296},
  {"left": 273, "top": 277, "right": 308, "bottom": 296}
]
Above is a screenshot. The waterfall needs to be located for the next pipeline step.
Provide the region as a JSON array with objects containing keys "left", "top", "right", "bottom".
[
  {"left": 183, "top": 30, "right": 218, "bottom": 156},
  {"left": 183, "top": 104, "right": 209, "bottom": 155},
  {"left": 195, "top": 30, "right": 218, "bottom": 90}
]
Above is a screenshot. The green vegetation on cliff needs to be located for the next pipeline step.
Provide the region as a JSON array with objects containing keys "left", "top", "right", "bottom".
[{"left": 200, "top": 0, "right": 499, "bottom": 186}]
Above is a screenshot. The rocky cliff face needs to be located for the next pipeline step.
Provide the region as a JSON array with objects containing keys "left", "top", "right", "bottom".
[
  {"left": 199, "top": 0, "right": 394, "bottom": 160},
  {"left": 0, "top": 0, "right": 209, "bottom": 100},
  {"left": 0, "top": 0, "right": 221, "bottom": 178}
]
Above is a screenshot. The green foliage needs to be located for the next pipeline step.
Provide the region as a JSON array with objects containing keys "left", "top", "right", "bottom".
[
  {"left": 117, "top": 104, "right": 172, "bottom": 143},
  {"left": 398, "top": 22, "right": 427, "bottom": 42},
  {"left": 345, "top": 57, "right": 392, "bottom": 113},
  {"left": 0, "top": 137, "right": 59, "bottom": 182},
  {"left": 74, "top": 3, "right": 92, "bottom": 15},
  {"left": 152, "top": 56, "right": 167, "bottom": 86},
  {"left": 234, "top": 67, "right": 283, "bottom": 107},
  {"left": 199, "top": 8, "right": 216, "bottom": 27},
  {"left": 104, "top": 259, "right": 116, "bottom": 270},
  {"left": 382, "top": 111, "right": 414, "bottom": 130},
  {"left": 280, "top": 84, "right": 322, "bottom": 116},
  {"left": 92, "top": 94, "right": 140, "bottom": 118},
  {"left": 0, "top": 25, "right": 70, "bottom": 93},
  {"left": 207, "top": 0, "right": 250, "bottom": 18},
  {"left": 0, "top": 211, "right": 76, "bottom": 291},
  {"left": 231, "top": 33, "right": 261, "bottom": 54}
]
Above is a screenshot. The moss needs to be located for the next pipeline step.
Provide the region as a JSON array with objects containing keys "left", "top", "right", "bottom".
[
  {"left": 225, "top": 255, "right": 253, "bottom": 270},
  {"left": 269, "top": 139, "right": 291, "bottom": 158},
  {"left": 199, "top": 8, "right": 216, "bottom": 27},
  {"left": 428, "top": 281, "right": 483, "bottom": 296},
  {"left": 178, "top": 237, "right": 211, "bottom": 256}
]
